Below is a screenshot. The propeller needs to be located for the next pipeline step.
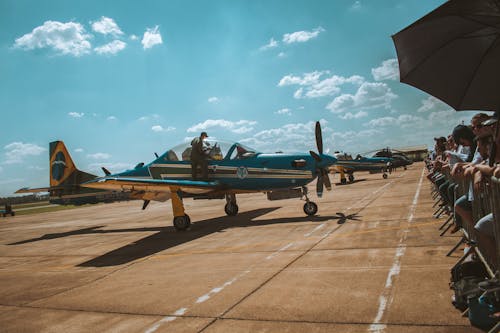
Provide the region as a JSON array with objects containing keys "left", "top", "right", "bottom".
[{"left": 309, "top": 121, "right": 332, "bottom": 197}]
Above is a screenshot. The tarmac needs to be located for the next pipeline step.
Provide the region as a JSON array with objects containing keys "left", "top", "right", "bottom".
[{"left": 0, "top": 162, "right": 482, "bottom": 332}]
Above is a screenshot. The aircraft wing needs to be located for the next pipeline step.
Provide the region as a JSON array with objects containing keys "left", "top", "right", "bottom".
[{"left": 82, "top": 177, "right": 221, "bottom": 195}]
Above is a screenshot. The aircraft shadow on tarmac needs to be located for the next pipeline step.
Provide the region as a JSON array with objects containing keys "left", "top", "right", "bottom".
[
  {"left": 334, "top": 178, "right": 367, "bottom": 186},
  {"left": 8, "top": 208, "right": 362, "bottom": 267}
]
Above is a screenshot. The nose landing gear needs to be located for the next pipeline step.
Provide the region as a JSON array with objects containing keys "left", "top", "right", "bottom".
[
  {"left": 302, "top": 186, "right": 318, "bottom": 216},
  {"left": 224, "top": 193, "right": 238, "bottom": 216}
]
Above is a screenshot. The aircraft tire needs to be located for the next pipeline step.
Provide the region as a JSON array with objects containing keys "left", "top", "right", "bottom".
[
  {"left": 224, "top": 203, "right": 238, "bottom": 216},
  {"left": 303, "top": 202, "right": 318, "bottom": 216},
  {"left": 348, "top": 174, "right": 355, "bottom": 183},
  {"left": 340, "top": 178, "right": 347, "bottom": 185},
  {"left": 173, "top": 214, "right": 191, "bottom": 231},
  {"left": 383, "top": 173, "right": 388, "bottom": 179}
]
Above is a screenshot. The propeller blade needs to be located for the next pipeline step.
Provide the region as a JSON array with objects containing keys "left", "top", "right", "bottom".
[
  {"left": 323, "top": 169, "right": 332, "bottom": 191},
  {"left": 142, "top": 200, "right": 151, "bottom": 210},
  {"left": 101, "top": 167, "right": 111, "bottom": 176},
  {"left": 315, "top": 121, "right": 323, "bottom": 155},
  {"left": 316, "top": 174, "right": 324, "bottom": 198},
  {"left": 310, "top": 150, "right": 322, "bottom": 162}
]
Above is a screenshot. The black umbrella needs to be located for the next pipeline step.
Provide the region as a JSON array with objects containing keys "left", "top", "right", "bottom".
[{"left": 392, "top": 0, "right": 500, "bottom": 112}]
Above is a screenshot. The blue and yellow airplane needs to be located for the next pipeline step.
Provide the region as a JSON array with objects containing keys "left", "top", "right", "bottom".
[
  {"left": 330, "top": 153, "right": 393, "bottom": 184},
  {"left": 21, "top": 122, "right": 337, "bottom": 231}
]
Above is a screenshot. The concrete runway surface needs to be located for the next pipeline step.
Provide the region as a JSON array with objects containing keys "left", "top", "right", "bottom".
[{"left": 0, "top": 162, "right": 482, "bottom": 332}]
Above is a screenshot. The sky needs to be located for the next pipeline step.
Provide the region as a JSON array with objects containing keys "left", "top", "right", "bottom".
[{"left": 0, "top": 0, "right": 479, "bottom": 196}]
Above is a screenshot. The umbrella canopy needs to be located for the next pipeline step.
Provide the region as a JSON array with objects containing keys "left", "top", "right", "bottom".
[{"left": 392, "top": 0, "right": 500, "bottom": 111}]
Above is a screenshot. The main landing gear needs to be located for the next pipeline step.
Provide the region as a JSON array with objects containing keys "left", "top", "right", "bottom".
[
  {"left": 170, "top": 188, "right": 191, "bottom": 231},
  {"left": 224, "top": 193, "right": 238, "bottom": 216},
  {"left": 302, "top": 186, "right": 318, "bottom": 216}
]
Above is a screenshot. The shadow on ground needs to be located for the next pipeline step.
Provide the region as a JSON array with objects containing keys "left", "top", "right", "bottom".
[{"left": 8, "top": 208, "right": 361, "bottom": 267}]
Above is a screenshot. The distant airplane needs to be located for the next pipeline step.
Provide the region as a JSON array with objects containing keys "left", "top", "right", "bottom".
[
  {"left": 330, "top": 153, "right": 393, "bottom": 184},
  {"left": 371, "top": 148, "right": 413, "bottom": 170},
  {"left": 16, "top": 141, "right": 130, "bottom": 205}
]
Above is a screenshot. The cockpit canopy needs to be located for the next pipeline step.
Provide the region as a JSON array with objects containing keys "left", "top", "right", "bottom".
[{"left": 158, "top": 140, "right": 259, "bottom": 162}]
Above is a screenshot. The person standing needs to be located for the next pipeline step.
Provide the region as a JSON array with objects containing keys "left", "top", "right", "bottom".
[{"left": 190, "top": 132, "right": 209, "bottom": 180}]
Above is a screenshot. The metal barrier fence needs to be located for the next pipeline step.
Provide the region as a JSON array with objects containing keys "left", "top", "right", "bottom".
[
  {"left": 492, "top": 176, "right": 500, "bottom": 275},
  {"left": 472, "top": 175, "right": 495, "bottom": 272}
]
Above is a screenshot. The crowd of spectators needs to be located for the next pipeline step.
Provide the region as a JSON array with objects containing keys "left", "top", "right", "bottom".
[{"left": 426, "top": 111, "right": 500, "bottom": 331}]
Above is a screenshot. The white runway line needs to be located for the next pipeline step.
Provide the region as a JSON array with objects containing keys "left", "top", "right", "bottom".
[
  {"left": 368, "top": 167, "right": 425, "bottom": 333},
  {"left": 304, "top": 223, "right": 326, "bottom": 237},
  {"left": 145, "top": 307, "right": 187, "bottom": 333},
  {"left": 196, "top": 270, "right": 251, "bottom": 304},
  {"left": 266, "top": 242, "right": 294, "bottom": 260}
]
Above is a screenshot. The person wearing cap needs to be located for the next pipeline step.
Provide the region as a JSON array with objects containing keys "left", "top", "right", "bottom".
[{"left": 190, "top": 132, "right": 209, "bottom": 180}]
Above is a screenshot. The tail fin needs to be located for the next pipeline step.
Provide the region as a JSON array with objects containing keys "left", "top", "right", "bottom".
[{"left": 49, "top": 141, "right": 97, "bottom": 187}]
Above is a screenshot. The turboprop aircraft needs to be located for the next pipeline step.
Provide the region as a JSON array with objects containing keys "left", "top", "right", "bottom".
[
  {"left": 53, "top": 121, "right": 337, "bottom": 231},
  {"left": 330, "top": 152, "right": 393, "bottom": 184}
]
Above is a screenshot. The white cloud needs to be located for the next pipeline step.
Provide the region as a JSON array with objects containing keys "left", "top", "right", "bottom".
[
  {"left": 138, "top": 114, "right": 160, "bottom": 121},
  {"left": 87, "top": 153, "right": 111, "bottom": 160},
  {"left": 152, "top": 125, "right": 175, "bottom": 132},
  {"left": 275, "top": 108, "right": 291, "bottom": 115},
  {"left": 142, "top": 25, "right": 163, "bottom": 49},
  {"left": 91, "top": 17, "right": 123, "bottom": 36},
  {"left": 130, "top": 34, "right": 139, "bottom": 41},
  {"left": 240, "top": 120, "right": 331, "bottom": 153},
  {"left": 283, "top": 27, "right": 325, "bottom": 44},
  {"left": 260, "top": 38, "right": 278, "bottom": 51},
  {"left": 326, "top": 82, "right": 397, "bottom": 114},
  {"left": 187, "top": 119, "right": 257, "bottom": 134},
  {"left": 417, "top": 96, "right": 450, "bottom": 113},
  {"left": 338, "top": 111, "right": 368, "bottom": 120},
  {"left": 74, "top": 148, "right": 84, "bottom": 153},
  {"left": 278, "top": 70, "right": 328, "bottom": 87},
  {"left": 68, "top": 112, "right": 84, "bottom": 118},
  {"left": 87, "top": 162, "right": 134, "bottom": 174},
  {"left": 372, "top": 58, "right": 399, "bottom": 81},
  {"left": 208, "top": 96, "right": 219, "bottom": 103},
  {"left": 350, "top": 1, "right": 362, "bottom": 10},
  {"left": 107, "top": 116, "right": 117, "bottom": 120},
  {"left": 364, "top": 114, "right": 424, "bottom": 128},
  {"left": 279, "top": 71, "right": 364, "bottom": 99},
  {"left": 28, "top": 165, "right": 45, "bottom": 171},
  {"left": 14, "top": 21, "right": 92, "bottom": 56},
  {"left": 278, "top": 52, "right": 286, "bottom": 58},
  {"left": 4, "top": 142, "right": 46, "bottom": 164},
  {"left": 94, "top": 40, "right": 126, "bottom": 55}
]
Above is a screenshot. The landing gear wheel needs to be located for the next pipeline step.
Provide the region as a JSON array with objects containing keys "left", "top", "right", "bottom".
[
  {"left": 383, "top": 173, "right": 388, "bottom": 179},
  {"left": 348, "top": 174, "right": 355, "bottom": 183},
  {"left": 173, "top": 214, "right": 191, "bottom": 231},
  {"left": 340, "top": 178, "right": 347, "bottom": 185},
  {"left": 224, "top": 202, "right": 239, "bottom": 216},
  {"left": 303, "top": 202, "right": 318, "bottom": 216},
  {"left": 404, "top": 166, "right": 407, "bottom": 170}
]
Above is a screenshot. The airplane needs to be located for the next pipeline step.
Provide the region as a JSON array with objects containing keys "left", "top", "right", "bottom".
[
  {"left": 19, "top": 121, "right": 337, "bottom": 231},
  {"left": 371, "top": 148, "right": 413, "bottom": 170},
  {"left": 15, "top": 141, "right": 131, "bottom": 205},
  {"left": 329, "top": 152, "right": 393, "bottom": 184}
]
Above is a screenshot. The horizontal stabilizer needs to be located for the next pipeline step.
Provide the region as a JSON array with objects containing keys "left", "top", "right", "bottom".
[{"left": 15, "top": 187, "right": 50, "bottom": 194}]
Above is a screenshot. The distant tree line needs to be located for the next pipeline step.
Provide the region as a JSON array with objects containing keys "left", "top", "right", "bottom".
[{"left": 0, "top": 194, "right": 49, "bottom": 205}]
